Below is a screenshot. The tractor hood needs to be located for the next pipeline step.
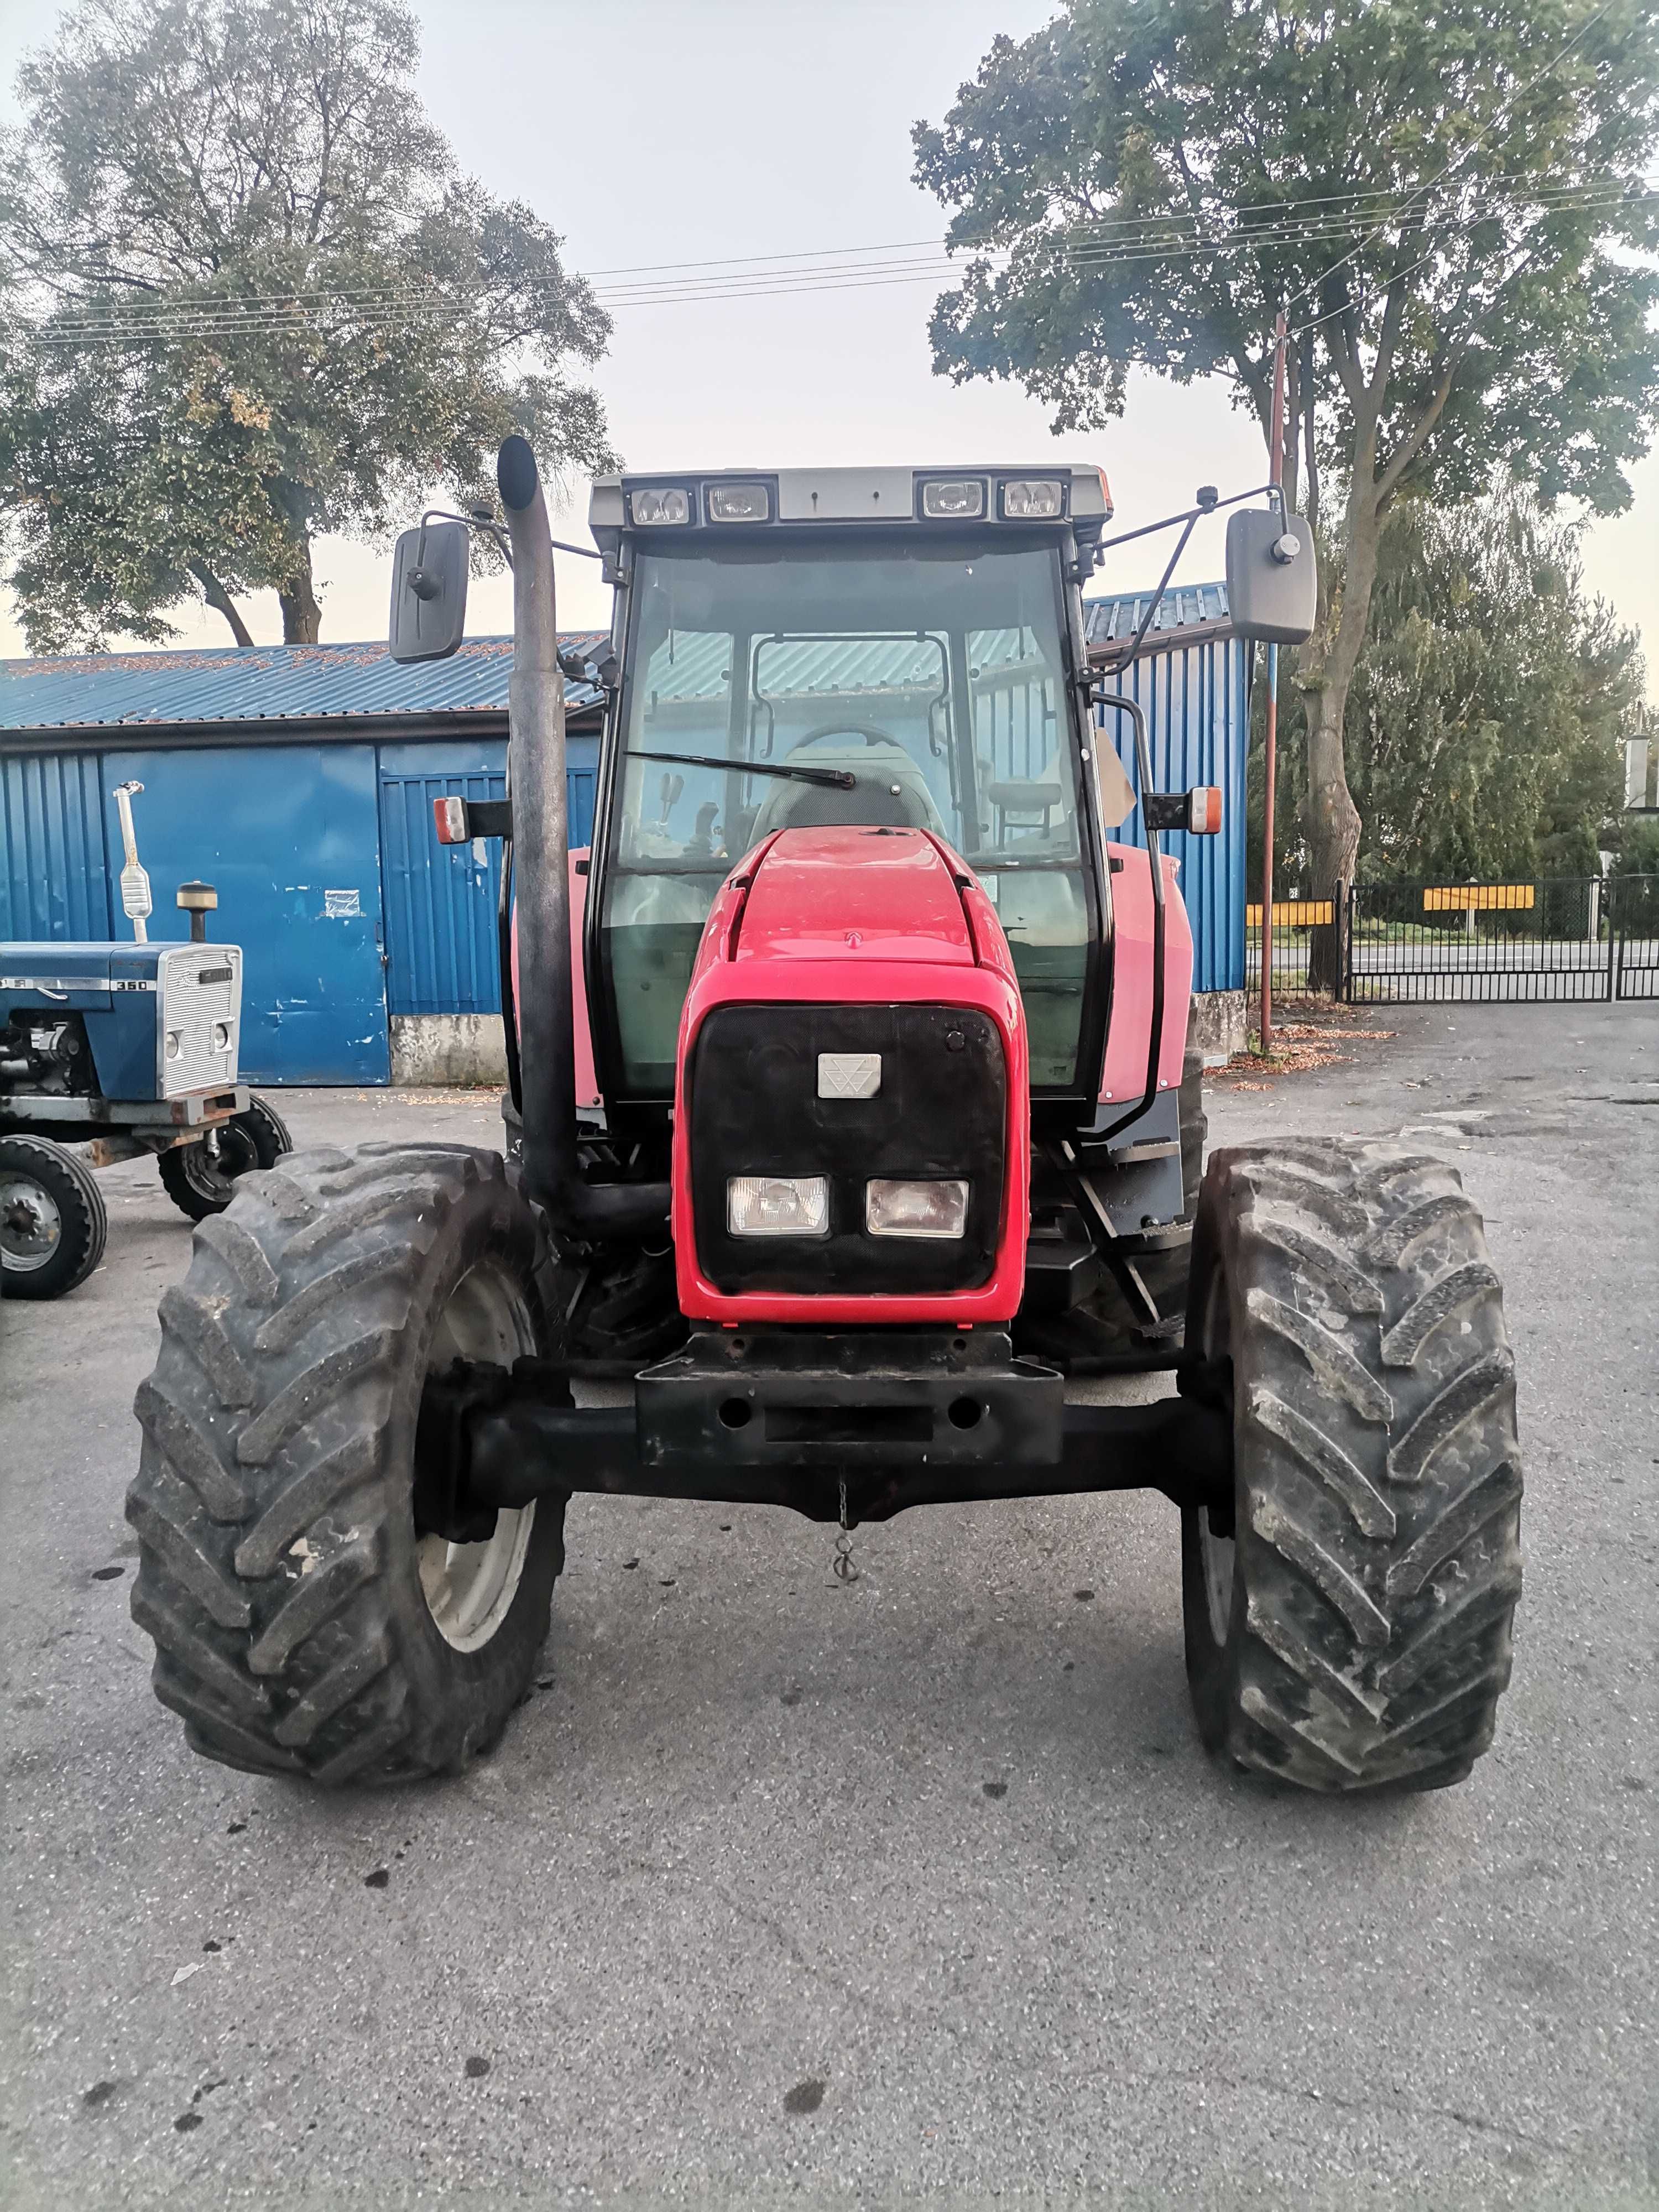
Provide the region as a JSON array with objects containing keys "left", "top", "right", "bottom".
[
  {"left": 669, "top": 825, "right": 1031, "bottom": 1328},
  {"left": 732, "top": 826, "right": 977, "bottom": 968}
]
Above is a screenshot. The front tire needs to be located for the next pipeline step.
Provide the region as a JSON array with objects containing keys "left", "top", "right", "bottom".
[
  {"left": 1182, "top": 1140, "right": 1522, "bottom": 1793},
  {"left": 0, "top": 1135, "right": 107, "bottom": 1300},
  {"left": 126, "top": 1142, "right": 564, "bottom": 1785},
  {"left": 159, "top": 1094, "right": 293, "bottom": 1221}
]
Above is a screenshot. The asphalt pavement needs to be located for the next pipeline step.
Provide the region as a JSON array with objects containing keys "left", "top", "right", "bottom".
[{"left": 2, "top": 1004, "right": 1656, "bottom": 2210}]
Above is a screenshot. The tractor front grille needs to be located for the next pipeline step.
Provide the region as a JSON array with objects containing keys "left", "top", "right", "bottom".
[
  {"left": 686, "top": 1001, "right": 1006, "bottom": 1297},
  {"left": 158, "top": 946, "right": 243, "bottom": 1098}
]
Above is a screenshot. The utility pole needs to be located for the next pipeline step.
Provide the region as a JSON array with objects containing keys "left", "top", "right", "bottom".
[{"left": 1259, "top": 309, "right": 1288, "bottom": 1058}]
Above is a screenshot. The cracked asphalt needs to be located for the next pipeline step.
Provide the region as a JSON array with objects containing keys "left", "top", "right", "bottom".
[{"left": 2, "top": 1003, "right": 1655, "bottom": 2210}]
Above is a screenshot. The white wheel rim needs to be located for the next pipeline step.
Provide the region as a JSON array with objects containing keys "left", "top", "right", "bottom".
[
  {"left": 1, "top": 1174, "right": 62, "bottom": 1272},
  {"left": 1197, "top": 1261, "right": 1236, "bottom": 1645},
  {"left": 418, "top": 1261, "right": 537, "bottom": 1652}
]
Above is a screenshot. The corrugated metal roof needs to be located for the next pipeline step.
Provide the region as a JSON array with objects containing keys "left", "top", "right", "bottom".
[
  {"left": 1083, "top": 582, "right": 1230, "bottom": 648},
  {"left": 1, "top": 589, "right": 1228, "bottom": 732},
  {"left": 0, "top": 634, "right": 609, "bottom": 731}
]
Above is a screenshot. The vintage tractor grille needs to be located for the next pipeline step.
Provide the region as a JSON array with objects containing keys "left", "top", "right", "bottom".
[
  {"left": 158, "top": 946, "right": 243, "bottom": 1098},
  {"left": 686, "top": 1002, "right": 1006, "bottom": 1296}
]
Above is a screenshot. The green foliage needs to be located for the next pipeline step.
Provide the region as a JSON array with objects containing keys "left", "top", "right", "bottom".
[
  {"left": 914, "top": 1, "right": 1659, "bottom": 899},
  {"left": 1246, "top": 490, "right": 1645, "bottom": 888},
  {"left": 0, "top": 0, "right": 616, "bottom": 646},
  {"left": 914, "top": 0, "right": 1659, "bottom": 510}
]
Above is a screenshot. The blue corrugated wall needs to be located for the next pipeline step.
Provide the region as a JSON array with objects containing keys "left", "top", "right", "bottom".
[
  {"left": 1097, "top": 634, "right": 1249, "bottom": 994},
  {"left": 377, "top": 736, "right": 596, "bottom": 1017},
  {"left": 1, "top": 730, "right": 602, "bottom": 1080},
  {"left": 1, "top": 750, "right": 112, "bottom": 940}
]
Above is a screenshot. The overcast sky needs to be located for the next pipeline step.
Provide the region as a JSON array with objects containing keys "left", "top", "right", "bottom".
[{"left": 1, "top": 0, "right": 1653, "bottom": 692}]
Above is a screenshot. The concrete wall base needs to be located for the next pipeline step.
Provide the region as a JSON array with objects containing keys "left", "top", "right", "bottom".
[
  {"left": 390, "top": 994, "right": 1247, "bottom": 1090},
  {"left": 1187, "top": 989, "right": 1248, "bottom": 1067},
  {"left": 390, "top": 1014, "right": 508, "bottom": 1088}
]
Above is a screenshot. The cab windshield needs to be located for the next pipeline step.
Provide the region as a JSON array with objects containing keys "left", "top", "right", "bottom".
[{"left": 601, "top": 535, "right": 1099, "bottom": 1095}]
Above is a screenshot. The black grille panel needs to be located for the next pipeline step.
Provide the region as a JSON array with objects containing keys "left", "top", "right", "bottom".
[{"left": 687, "top": 1002, "right": 1006, "bottom": 1296}]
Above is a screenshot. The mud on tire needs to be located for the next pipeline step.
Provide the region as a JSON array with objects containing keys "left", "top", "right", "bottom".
[
  {"left": 1182, "top": 1139, "right": 1522, "bottom": 1793},
  {"left": 126, "top": 1142, "right": 564, "bottom": 1785}
]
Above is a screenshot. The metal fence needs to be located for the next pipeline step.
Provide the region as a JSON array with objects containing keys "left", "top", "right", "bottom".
[
  {"left": 1246, "top": 877, "right": 1659, "bottom": 1005},
  {"left": 1245, "top": 895, "right": 1342, "bottom": 1000}
]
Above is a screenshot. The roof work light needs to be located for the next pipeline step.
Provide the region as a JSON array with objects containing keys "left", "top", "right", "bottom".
[
  {"left": 630, "top": 487, "right": 692, "bottom": 526},
  {"left": 1001, "top": 478, "right": 1065, "bottom": 519}
]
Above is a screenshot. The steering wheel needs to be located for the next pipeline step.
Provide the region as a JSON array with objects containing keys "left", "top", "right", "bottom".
[{"left": 792, "top": 723, "right": 900, "bottom": 750}]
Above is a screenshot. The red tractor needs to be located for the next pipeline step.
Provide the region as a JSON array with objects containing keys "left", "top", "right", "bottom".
[{"left": 126, "top": 443, "right": 1522, "bottom": 1794}]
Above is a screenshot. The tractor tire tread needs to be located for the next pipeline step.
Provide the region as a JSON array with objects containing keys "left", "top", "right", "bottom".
[
  {"left": 0, "top": 1134, "right": 107, "bottom": 1299},
  {"left": 126, "top": 1141, "right": 560, "bottom": 1786},
  {"left": 1187, "top": 1138, "right": 1521, "bottom": 1794}
]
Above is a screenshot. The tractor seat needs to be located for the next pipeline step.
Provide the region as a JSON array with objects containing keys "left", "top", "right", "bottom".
[{"left": 749, "top": 739, "right": 947, "bottom": 841}]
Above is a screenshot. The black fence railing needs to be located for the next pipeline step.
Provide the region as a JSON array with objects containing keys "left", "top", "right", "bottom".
[
  {"left": 1245, "top": 893, "right": 1344, "bottom": 1001},
  {"left": 1245, "top": 876, "right": 1659, "bottom": 1005}
]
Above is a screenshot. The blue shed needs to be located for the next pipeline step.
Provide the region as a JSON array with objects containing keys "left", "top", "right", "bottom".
[
  {"left": 1, "top": 639, "right": 604, "bottom": 1086},
  {"left": 1084, "top": 582, "right": 1250, "bottom": 1037},
  {"left": 3, "top": 588, "right": 1250, "bottom": 1085}
]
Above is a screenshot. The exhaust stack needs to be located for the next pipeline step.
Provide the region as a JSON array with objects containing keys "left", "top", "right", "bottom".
[{"left": 494, "top": 436, "right": 665, "bottom": 1240}]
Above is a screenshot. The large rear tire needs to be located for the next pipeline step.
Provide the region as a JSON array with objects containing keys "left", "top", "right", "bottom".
[
  {"left": 126, "top": 1142, "right": 564, "bottom": 1785},
  {"left": 1182, "top": 1140, "right": 1522, "bottom": 1793},
  {"left": 159, "top": 1093, "right": 293, "bottom": 1221},
  {"left": 0, "top": 1134, "right": 107, "bottom": 1300}
]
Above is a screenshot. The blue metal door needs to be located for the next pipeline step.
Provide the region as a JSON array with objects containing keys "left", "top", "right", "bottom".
[
  {"left": 102, "top": 743, "right": 390, "bottom": 1084},
  {"left": 1, "top": 750, "right": 114, "bottom": 940},
  {"left": 377, "top": 735, "right": 599, "bottom": 1017}
]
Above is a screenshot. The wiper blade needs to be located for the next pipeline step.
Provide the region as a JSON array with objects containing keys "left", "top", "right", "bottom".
[{"left": 629, "top": 749, "right": 857, "bottom": 791}]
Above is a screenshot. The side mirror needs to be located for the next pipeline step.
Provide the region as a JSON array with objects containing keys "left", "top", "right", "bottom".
[
  {"left": 389, "top": 518, "right": 469, "bottom": 662},
  {"left": 1225, "top": 509, "right": 1317, "bottom": 645}
]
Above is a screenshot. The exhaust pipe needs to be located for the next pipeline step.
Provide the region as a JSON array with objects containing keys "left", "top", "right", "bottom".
[{"left": 495, "top": 436, "right": 667, "bottom": 1241}]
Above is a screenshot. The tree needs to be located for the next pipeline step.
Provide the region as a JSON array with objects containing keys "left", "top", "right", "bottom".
[
  {"left": 1247, "top": 488, "right": 1645, "bottom": 891},
  {"left": 914, "top": 0, "right": 1659, "bottom": 967},
  {"left": 0, "top": 0, "right": 615, "bottom": 648}
]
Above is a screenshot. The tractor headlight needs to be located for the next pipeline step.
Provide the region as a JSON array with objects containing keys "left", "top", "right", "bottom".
[
  {"left": 727, "top": 1175, "right": 830, "bottom": 1238},
  {"left": 706, "top": 482, "right": 771, "bottom": 523},
  {"left": 865, "top": 1178, "right": 969, "bottom": 1239},
  {"left": 1000, "top": 478, "right": 1064, "bottom": 519},
  {"left": 630, "top": 487, "right": 691, "bottom": 526},
  {"left": 164, "top": 1030, "right": 182, "bottom": 1060},
  {"left": 212, "top": 1021, "right": 233, "bottom": 1052},
  {"left": 920, "top": 478, "right": 985, "bottom": 519}
]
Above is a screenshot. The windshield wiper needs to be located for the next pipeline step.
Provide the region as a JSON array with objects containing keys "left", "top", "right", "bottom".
[{"left": 630, "top": 748, "right": 857, "bottom": 791}]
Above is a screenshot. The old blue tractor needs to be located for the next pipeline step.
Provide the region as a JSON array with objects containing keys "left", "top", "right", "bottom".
[{"left": 1, "top": 785, "right": 291, "bottom": 1299}]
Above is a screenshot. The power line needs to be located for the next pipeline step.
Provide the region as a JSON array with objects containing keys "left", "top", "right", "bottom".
[
  {"left": 1282, "top": 0, "right": 1630, "bottom": 313},
  {"left": 22, "top": 181, "right": 1653, "bottom": 345}
]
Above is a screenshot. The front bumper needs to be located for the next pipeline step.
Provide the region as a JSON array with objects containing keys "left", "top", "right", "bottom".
[
  {"left": 638, "top": 1327, "right": 1062, "bottom": 1469},
  {"left": 418, "top": 1332, "right": 1234, "bottom": 1537}
]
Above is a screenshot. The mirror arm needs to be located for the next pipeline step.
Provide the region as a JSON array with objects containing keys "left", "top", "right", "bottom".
[
  {"left": 1098, "top": 505, "right": 1203, "bottom": 680},
  {"left": 1095, "top": 481, "right": 1275, "bottom": 556}
]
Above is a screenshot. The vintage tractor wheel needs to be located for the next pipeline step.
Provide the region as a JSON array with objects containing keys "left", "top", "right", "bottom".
[
  {"left": 0, "top": 1134, "right": 108, "bottom": 1300},
  {"left": 158, "top": 1093, "right": 293, "bottom": 1221},
  {"left": 1182, "top": 1139, "right": 1522, "bottom": 1793},
  {"left": 126, "top": 1142, "right": 564, "bottom": 1785}
]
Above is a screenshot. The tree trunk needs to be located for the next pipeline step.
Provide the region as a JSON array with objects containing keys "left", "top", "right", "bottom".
[
  {"left": 1303, "top": 473, "right": 1383, "bottom": 990},
  {"left": 189, "top": 561, "right": 254, "bottom": 648},
  {"left": 278, "top": 537, "right": 321, "bottom": 643}
]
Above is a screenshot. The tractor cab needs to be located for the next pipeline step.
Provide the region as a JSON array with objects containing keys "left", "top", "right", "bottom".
[{"left": 583, "top": 466, "right": 1136, "bottom": 1104}]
